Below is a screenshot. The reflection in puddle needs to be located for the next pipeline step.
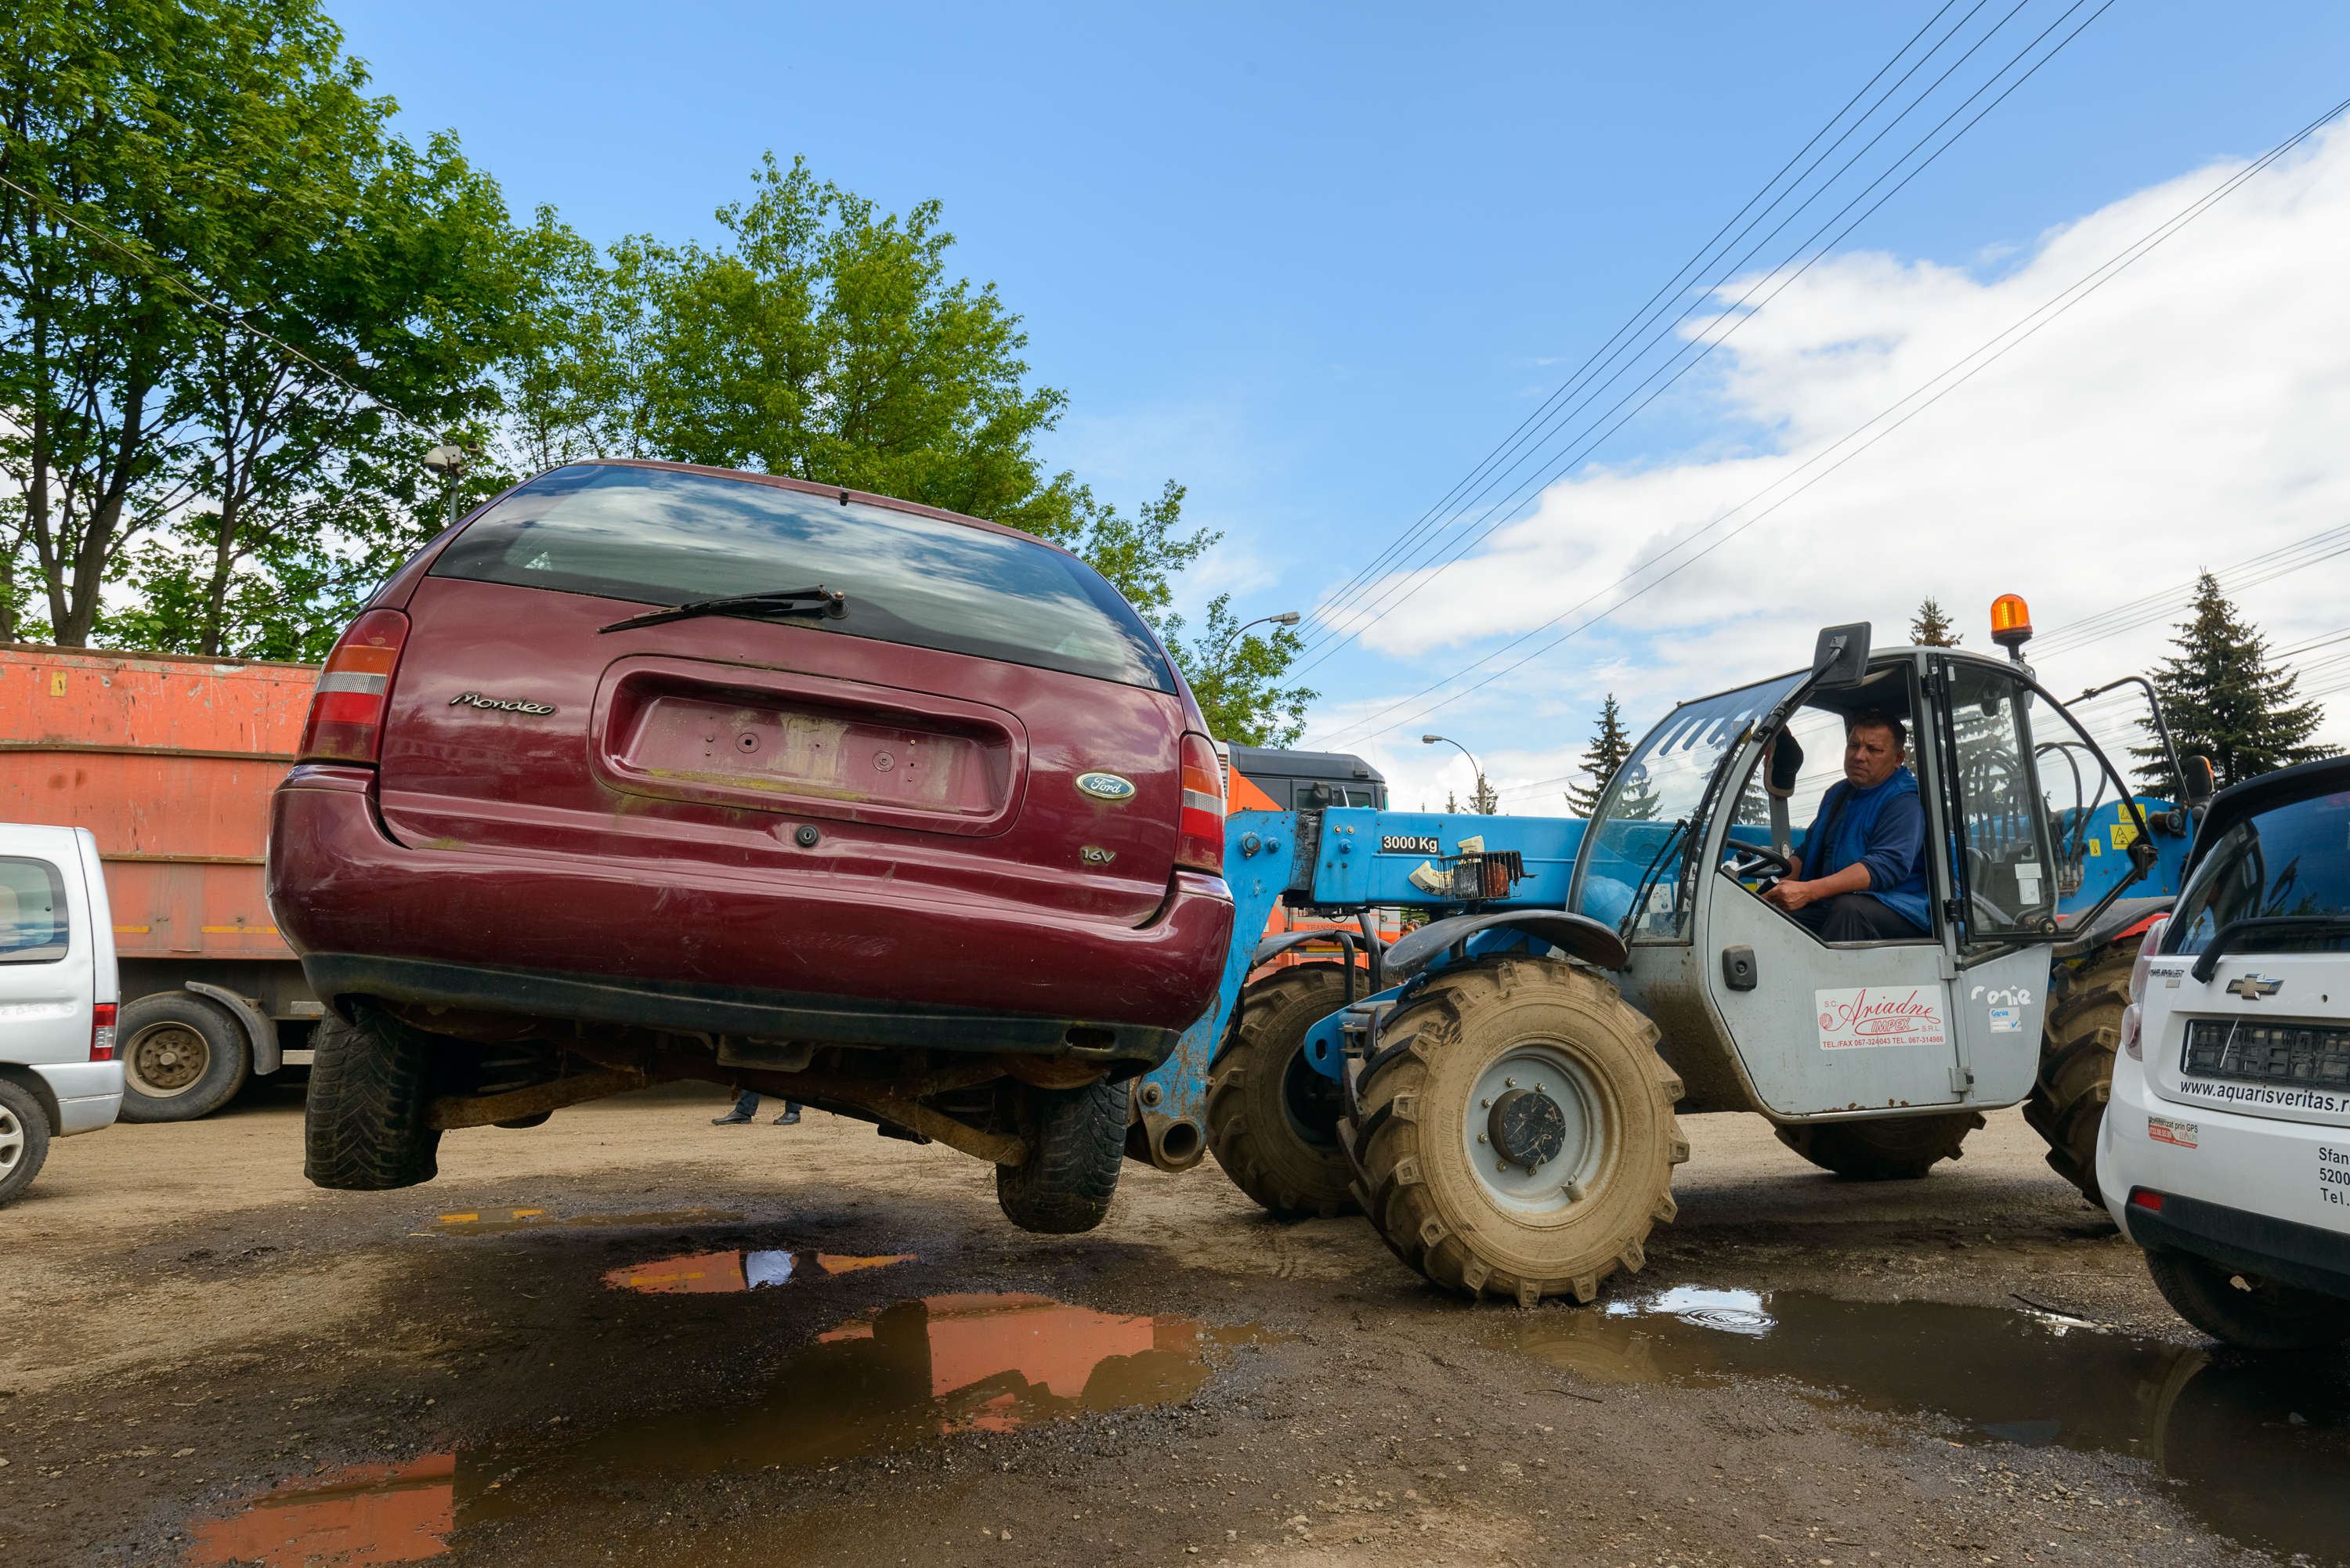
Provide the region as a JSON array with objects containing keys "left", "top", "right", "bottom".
[
  {"left": 1506, "top": 1287, "right": 2350, "bottom": 1564},
  {"left": 190, "top": 1295, "right": 1276, "bottom": 1558},
  {"left": 189, "top": 1453, "right": 454, "bottom": 1566},
  {"left": 602, "top": 1251, "right": 916, "bottom": 1294},
  {"left": 425, "top": 1207, "right": 745, "bottom": 1235}
]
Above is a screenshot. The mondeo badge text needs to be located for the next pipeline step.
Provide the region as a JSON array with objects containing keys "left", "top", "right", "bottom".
[{"left": 450, "top": 692, "right": 557, "bottom": 715}]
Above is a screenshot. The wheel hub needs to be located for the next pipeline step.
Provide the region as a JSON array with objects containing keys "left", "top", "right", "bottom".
[
  {"left": 129, "top": 1024, "right": 208, "bottom": 1093},
  {"left": 1487, "top": 1086, "right": 1567, "bottom": 1170}
]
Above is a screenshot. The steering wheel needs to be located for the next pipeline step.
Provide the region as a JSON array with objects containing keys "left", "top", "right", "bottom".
[{"left": 1722, "top": 844, "right": 1795, "bottom": 884}]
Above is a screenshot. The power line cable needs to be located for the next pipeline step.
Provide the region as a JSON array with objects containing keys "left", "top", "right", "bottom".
[
  {"left": 1313, "top": 92, "right": 2350, "bottom": 758},
  {"left": 1301, "top": 0, "right": 2110, "bottom": 673},
  {"left": 1301, "top": 2, "right": 1979, "bottom": 626}
]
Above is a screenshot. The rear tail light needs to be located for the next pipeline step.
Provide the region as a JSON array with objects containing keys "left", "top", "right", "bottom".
[
  {"left": 2128, "top": 917, "right": 2166, "bottom": 1003},
  {"left": 2120, "top": 1001, "right": 2143, "bottom": 1060},
  {"left": 299, "top": 609, "right": 411, "bottom": 763},
  {"left": 91, "top": 1003, "right": 116, "bottom": 1062},
  {"left": 1177, "top": 733, "right": 1226, "bottom": 874},
  {"left": 2130, "top": 1188, "right": 2163, "bottom": 1212}
]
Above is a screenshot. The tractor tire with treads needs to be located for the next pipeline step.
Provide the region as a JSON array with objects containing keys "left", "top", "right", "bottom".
[
  {"left": 1342, "top": 957, "right": 1687, "bottom": 1305},
  {"left": 1773, "top": 1110, "right": 1984, "bottom": 1180},
  {"left": 304, "top": 1002, "right": 443, "bottom": 1191},
  {"left": 1206, "top": 963, "right": 1360, "bottom": 1219},
  {"left": 2023, "top": 938, "right": 2138, "bottom": 1201}
]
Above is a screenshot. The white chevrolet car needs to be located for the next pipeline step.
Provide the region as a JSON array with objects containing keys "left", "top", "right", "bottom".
[
  {"left": 0, "top": 824, "right": 122, "bottom": 1207},
  {"left": 2099, "top": 756, "right": 2350, "bottom": 1349}
]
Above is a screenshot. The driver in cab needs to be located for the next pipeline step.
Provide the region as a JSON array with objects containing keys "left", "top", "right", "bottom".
[{"left": 1762, "top": 709, "right": 1931, "bottom": 941}]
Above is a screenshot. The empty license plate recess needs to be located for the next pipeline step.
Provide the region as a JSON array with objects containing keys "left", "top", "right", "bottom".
[{"left": 593, "top": 657, "right": 1024, "bottom": 836}]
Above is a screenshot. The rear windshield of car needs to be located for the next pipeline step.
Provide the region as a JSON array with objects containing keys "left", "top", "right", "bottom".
[
  {"left": 430, "top": 464, "right": 1176, "bottom": 692},
  {"left": 0, "top": 856, "right": 68, "bottom": 963},
  {"left": 2167, "top": 787, "right": 2350, "bottom": 956}
]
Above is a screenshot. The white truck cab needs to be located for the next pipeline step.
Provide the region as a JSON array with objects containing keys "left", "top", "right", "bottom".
[
  {"left": 0, "top": 823, "right": 123, "bottom": 1206},
  {"left": 2099, "top": 755, "right": 2350, "bottom": 1347}
]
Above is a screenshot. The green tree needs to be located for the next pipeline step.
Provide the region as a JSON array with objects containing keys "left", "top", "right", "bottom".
[
  {"left": 1564, "top": 694, "right": 1636, "bottom": 815},
  {"left": 2134, "top": 572, "right": 2331, "bottom": 793},
  {"left": 1909, "top": 595, "right": 1961, "bottom": 647},
  {"left": 1158, "top": 590, "right": 1316, "bottom": 746}
]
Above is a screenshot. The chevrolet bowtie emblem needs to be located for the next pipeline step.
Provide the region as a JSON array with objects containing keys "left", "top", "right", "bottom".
[{"left": 2227, "top": 974, "right": 2283, "bottom": 1000}]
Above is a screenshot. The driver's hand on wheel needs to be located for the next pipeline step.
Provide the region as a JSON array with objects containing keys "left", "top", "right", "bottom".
[{"left": 1762, "top": 879, "right": 1817, "bottom": 912}]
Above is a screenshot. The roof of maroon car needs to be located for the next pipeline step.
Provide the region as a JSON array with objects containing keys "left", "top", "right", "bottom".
[{"left": 572, "top": 458, "right": 1070, "bottom": 555}]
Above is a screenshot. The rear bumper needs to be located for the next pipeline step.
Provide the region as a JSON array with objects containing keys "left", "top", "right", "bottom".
[
  {"left": 268, "top": 765, "right": 1232, "bottom": 1060},
  {"left": 27, "top": 1061, "right": 123, "bottom": 1136},
  {"left": 2117, "top": 1187, "right": 2350, "bottom": 1301}
]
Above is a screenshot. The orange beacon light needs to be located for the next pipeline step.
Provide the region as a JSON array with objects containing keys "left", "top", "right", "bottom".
[{"left": 1989, "top": 593, "right": 2034, "bottom": 654}]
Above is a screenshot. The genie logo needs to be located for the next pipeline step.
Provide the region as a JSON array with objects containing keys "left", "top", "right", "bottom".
[{"left": 1814, "top": 986, "right": 1949, "bottom": 1050}]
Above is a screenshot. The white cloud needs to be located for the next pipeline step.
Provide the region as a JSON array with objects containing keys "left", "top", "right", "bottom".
[{"left": 1307, "top": 123, "right": 2350, "bottom": 774}]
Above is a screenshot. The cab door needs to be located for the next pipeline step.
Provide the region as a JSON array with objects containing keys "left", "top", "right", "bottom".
[{"left": 1932, "top": 656, "right": 2068, "bottom": 1104}]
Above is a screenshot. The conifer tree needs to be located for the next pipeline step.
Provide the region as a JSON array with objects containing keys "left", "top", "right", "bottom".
[
  {"left": 1565, "top": 694, "right": 1636, "bottom": 816},
  {"left": 1909, "top": 596, "right": 1961, "bottom": 647},
  {"left": 2135, "top": 573, "right": 2331, "bottom": 793}
]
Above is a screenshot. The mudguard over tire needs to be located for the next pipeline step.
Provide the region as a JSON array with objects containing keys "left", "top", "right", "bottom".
[
  {"left": 1773, "top": 1109, "right": 1984, "bottom": 1180},
  {"left": 305, "top": 1002, "right": 443, "bottom": 1190},
  {"left": 2024, "top": 939, "right": 2138, "bottom": 1201},
  {"left": 996, "top": 1079, "right": 1126, "bottom": 1234},
  {"left": 1206, "top": 963, "right": 1360, "bottom": 1219},
  {"left": 1342, "top": 957, "right": 1687, "bottom": 1305}
]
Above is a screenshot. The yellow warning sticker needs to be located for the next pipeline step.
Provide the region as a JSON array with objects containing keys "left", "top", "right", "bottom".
[
  {"left": 2087, "top": 839, "right": 2101, "bottom": 858},
  {"left": 2110, "top": 822, "right": 2140, "bottom": 851}
]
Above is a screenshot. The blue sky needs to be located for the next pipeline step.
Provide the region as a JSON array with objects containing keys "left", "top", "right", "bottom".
[{"left": 334, "top": 2, "right": 2350, "bottom": 807}]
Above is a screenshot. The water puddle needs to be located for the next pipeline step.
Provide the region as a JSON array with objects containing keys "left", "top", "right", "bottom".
[
  {"left": 188, "top": 1294, "right": 1277, "bottom": 1559},
  {"left": 188, "top": 1453, "right": 454, "bottom": 1566},
  {"left": 603, "top": 1250, "right": 916, "bottom": 1294},
  {"left": 1503, "top": 1285, "right": 2350, "bottom": 1563},
  {"left": 421, "top": 1206, "right": 746, "bottom": 1235}
]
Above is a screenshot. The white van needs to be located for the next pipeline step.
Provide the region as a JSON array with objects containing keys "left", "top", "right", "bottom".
[
  {"left": 0, "top": 824, "right": 123, "bottom": 1206},
  {"left": 2099, "top": 756, "right": 2350, "bottom": 1348}
]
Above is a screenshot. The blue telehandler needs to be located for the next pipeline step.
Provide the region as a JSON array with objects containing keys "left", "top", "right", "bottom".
[{"left": 1126, "top": 605, "right": 2205, "bottom": 1304}]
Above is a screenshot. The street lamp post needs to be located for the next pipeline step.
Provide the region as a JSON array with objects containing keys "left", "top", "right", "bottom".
[
  {"left": 1217, "top": 610, "right": 1301, "bottom": 660},
  {"left": 422, "top": 441, "right": 474, "bottom": 532},
  {"left": 1423, "top": 733, "right": 1494, "bottom": 814}
]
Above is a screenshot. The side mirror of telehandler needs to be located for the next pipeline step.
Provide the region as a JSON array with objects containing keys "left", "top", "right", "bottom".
[
  {"left": 1810, "top": 622, "right": 1872, "bottom": 690},
  {"left": 2181, "top": 754, "right": 2215, "bottom": 807}
]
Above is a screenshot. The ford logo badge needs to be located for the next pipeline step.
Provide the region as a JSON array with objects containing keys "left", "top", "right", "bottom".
[{"left": 1076, "top": 771, "right": 1137, "bottom": 802}]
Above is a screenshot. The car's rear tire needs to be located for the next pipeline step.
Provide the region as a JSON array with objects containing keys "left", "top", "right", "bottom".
[
  {"left": 1344, "top": 956, "right": 1687, "bottom": 1305},
  {"left": 305, "top": 1002, "right": 443, "bottom": 1190},
  {"left": 0, "top": 1078, "right": 51, "bottom": 1209},
  {"left": 1773, "top": 1111, "right": 1984, "bottom": 1180},
  {"left": 1206, "top": 963, "right": 1360, "bottom": 1219},
  {"left": 996, "top": 1080, "right": 1125, "bottom": 1234},
  {"left": 117, "top": 992, "right": 251, "bottom": 1122},
  {"left": 2145, "top": 1248, "right": 2350, "bottom": 1349},
  {"left": 2024, "top": 938, "right": 2137, "bottom": 1202}
]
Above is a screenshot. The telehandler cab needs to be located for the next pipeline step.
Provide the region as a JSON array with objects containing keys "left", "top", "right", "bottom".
[{"left": 1146, "top": 610, "right": 2177, "bottom": 1305}]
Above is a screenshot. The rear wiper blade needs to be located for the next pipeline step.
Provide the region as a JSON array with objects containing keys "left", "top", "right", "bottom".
[
  {"left": 598, "top": 586, "right": 847, "bottom": 634},
  {"left": 2188, "top": 914, "right": 2350, "bottom": 983}
]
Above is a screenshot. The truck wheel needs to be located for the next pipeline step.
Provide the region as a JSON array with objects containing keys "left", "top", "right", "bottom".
[
  {"left": 1344, "top": 957, "right": 1687, "bottom": 1305},
  {"left": 2024, "top": 939, "right": 2137, "bottom": 1202},
  {"left": 2145, "top": 1248, "right": 2350, "bottom": 1349},
  {"left": 1206, "top": 963, "right": 1360, "bottom": 1219},
  {"left": 996, "top": 1079, "right": 1126, "bottom": 1234},
  {"left": 1773, "top": 1111, "right": 1984, "bottom": 1180},
  {"left": 305, "top": 1002, "right": 442, "bottom": 1190},
  {"left": 117, "top": 993, "right": 251, "bottom": 1123},
  {"left": 0, "top": 1078, "right": 51, "bottom": 1209}
]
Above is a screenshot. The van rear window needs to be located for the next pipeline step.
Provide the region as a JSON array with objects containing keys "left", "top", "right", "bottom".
[
  {"left": 0, "top": 857, "right": 68, "bottom": 963},
  {"left": 432, "top": 465, "right": 1176, "bottom": 692}
]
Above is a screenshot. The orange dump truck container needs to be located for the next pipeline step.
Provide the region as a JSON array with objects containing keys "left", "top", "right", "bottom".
[{"left": 0, "top": 644, "right": 323, "bottom": 1120}]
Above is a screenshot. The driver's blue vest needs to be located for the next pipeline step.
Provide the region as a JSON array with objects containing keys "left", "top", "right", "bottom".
[{"left": 1802, "top": 768, "right": 1931, "bottom": 932}]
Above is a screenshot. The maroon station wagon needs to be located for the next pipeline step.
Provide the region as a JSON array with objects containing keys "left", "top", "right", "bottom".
[{"left": 268, "top": 460, "right": 1234, "bottom": 1233}]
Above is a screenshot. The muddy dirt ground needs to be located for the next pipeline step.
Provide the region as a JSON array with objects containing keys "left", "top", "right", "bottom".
[{"left": 4, "top": 1082, "right": 2345, "bottom": 1568}]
